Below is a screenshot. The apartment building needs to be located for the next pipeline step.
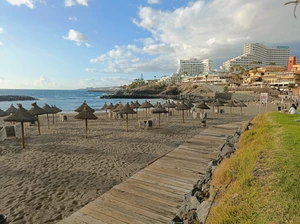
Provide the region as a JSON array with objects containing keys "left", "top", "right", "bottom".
[
  {"left": 223, "top": 43, "right": 291, "bottom": 71},
  {"left": 177, "top": 58, "right": 214, "bottom": 76}
]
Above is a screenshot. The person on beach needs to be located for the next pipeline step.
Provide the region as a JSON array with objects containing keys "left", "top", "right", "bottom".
[{"left": 288, "top": 103, "right": 298, "bottom": 114}]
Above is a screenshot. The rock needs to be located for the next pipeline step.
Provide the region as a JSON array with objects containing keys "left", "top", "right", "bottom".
[
  {"left": 196, "top": 201, "right": 211, "bottom": 223},
  {"left": 186, "top": 196, "right": 201, "bottom": 211},
  {"left": 219, "top": 144, "right": 235, "bottom": 158}
]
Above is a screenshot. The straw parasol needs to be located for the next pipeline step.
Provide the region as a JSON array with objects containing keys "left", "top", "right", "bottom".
[
  {"left": 117, "top": 102, "right": 136, "bottom": 132},
  {"left": 175, "top": 102, "right": 191, "bottom": 123},
  {"left": 132, "top": 100, "right": 141, "bottom": 118},
  {"left": 210, "top": 99, "right": 224, "bottom": 118},
  {"left": 4, "top": 104, "right": 38, "bottom": 148},
  {"left": 236, "top": 101, "right": 247, "bottom": 115},
  {"left": 42, "top": 104, "right": 54, "bottom": 129},
  {"left": 100, "top": 102, "right": 108, "bottom": 119},
  {"left": 163, "top": 100, "right": 176, "bottom": 118},
  {"left": 139, "top": 100, "right": 154, "bottom": 117},
  {"left": 195, "top": 101, "right": 210, "bottom": 117},
  {"left": 6, "top": 104, "right": 17, "bottom": 114},
  {"left": 113, "top": 102, "right": 124, "bottom": 112},
  {"left": 74, "top": 105, "right": 98, "bottom": 138},
  {"left": 51, "top": 105, "right": 62, "bottom": 124},
  {"left": 75, "top": 100, "right": 95, "bottom": 112},
  {"left": 28, "top": 102, "right": 46, "bottom": 135},
  {"left": 151, "top": 103, "right": 168, "bottom": 127},
  {"left": 0, "top": 109, "right": 8, "bottom": 117},
  {"left": 225, "top": 100, "right": 237, "bottom": 114}
]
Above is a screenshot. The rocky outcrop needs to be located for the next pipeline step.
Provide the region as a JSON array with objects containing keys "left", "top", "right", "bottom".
[
  {"left": 170, "top": 122, "right": 251, "bottom": 224},
  {"left": 0, "top": 95, "right": 38, "bottom": 102}
]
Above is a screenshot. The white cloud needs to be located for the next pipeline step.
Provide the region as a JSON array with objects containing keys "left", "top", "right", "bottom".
[
  {"left": 63, "top": 29, "right": 91, "bottom": 47},
  {"left": 78, "top": 77, "right": 133, "bottom": 88},
  {"left": 147, "top": 0, "right": 161, "bottom": 4},
  {"left": 68, "top": 16, "right": 78, "bottom": 21},
  {"left": 90, "top": 0, "right": 300, "bottom": 74},
  {"left": 84, "top": 68, "right": 98, "bottom": 73},
  {"left": 33, "top": 76, "right": 58, "bottom": 88},
  {"left": 0, "top": 27, "right": 3, "bottom": 34},
  {"left": 0, "top": 42, "right": 3, "bottom": 47},
  {"left": 5, "top": 0, "right": 43, "bottom": 8},
  {"left": 65, "top": 0, "right": 89, "bottom": 7}
]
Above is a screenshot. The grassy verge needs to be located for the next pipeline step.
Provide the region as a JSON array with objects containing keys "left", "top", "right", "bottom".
[{"left": 207, "top": 112, "right": 300, "bottom": 223}]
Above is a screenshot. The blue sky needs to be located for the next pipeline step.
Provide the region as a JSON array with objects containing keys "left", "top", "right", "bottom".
[{"left": 0, "top": 0, "right": 300, "bottom": 89}]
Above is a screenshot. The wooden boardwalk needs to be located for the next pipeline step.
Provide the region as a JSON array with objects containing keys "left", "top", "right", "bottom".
[{"left": 58, "top": 122, "right": 245, "bottom": 224}]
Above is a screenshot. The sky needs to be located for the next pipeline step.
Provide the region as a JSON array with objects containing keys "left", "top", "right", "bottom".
[{"left": 0, "top": 0, "right": 300, "bottom": 89}]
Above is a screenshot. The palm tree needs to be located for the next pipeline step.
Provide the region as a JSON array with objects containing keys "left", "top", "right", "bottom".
[{"left": 285, "top": 0, "right": 300, "bottom": 18}]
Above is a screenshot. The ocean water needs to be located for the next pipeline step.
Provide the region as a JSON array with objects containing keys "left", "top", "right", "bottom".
[{"left": 0, "top": 89, "right": 165, "bottom": 112}]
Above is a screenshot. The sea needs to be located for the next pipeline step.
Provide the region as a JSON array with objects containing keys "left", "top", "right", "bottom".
[{"left": 0, "top": 89, "right": 165, "bottom": 112}]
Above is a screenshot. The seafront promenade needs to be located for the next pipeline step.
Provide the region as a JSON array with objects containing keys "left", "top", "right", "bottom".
[{"left": 58, "top": 121, "right": 246, "bottom": 224}]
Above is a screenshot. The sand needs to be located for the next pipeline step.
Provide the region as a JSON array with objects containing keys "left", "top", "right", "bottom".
[{"left": 0, "top": 102, "right": 279, "bottom": 223}]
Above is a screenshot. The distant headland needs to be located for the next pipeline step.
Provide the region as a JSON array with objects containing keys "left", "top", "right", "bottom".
[{"left": 0, "top": 95, "right": 38, "bottom": 102}]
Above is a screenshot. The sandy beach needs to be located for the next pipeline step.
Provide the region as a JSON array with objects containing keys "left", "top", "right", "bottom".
[{"left": 0, "top": 102, "right": 278, "bottom": 224}]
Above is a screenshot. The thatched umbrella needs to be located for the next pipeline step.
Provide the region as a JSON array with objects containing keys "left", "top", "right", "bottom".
[
  {"left": 42, "top": 104, "right": 54, "bottom": 129},
  {"left": 6, "top": 104, "right": 17, "bottom": 114},
  {"left": 28, "top": 102, "right": 46, "bottom": 135},
  {"left": 139, "top": 100, "right": 154, "bottom": 117},
  {"left": 51, "top": 105, "right": 62, "bottom": 124},
  {"left": 74, "top": 105, "right": 98, "bottom": 138},
  {"left": 132, "top": 100, "right": 141, "bottom": 118},
  {"left": 113, "top": 102, "right": 124, "bottom": 112},
  {"left": 151, "top": 103, "right": 168, "bottom": 127},
  {"left": 106, "top": 103, "right": 114, "bottom": 119},
  {"left": 225, "top": 100, "right": 237, "bottom": 114},
  {"left": 236, "top": 101, "right": 247, "bottom": 115},
  {"left": 195, "top": 101, "right": 211, "bottom": 118},
  {"left": 211, "top": 99, "right": 224, "bottom": 118},
  {"left": 162, "top": 100, "right": 176, "bottom": 119},
  {"left": 4, "top": 104, "right": 38, "bottom": 148},
  {"left": 75, "top": 100, "right": 95, "bottom": 112},
  {"left": 176, "top": 102, "right": 191, "bottom": 123},
  {"left": 0, "top": 109, "right": 8, "bottom": 117},
  {"left": 117, "top": 103, "right": 136, "bottom": 132},
  {"left": 100, "top": 102, "right": 108, "bottom": 119}
]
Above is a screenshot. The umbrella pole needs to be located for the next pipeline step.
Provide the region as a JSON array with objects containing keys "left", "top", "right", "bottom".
[
  {"left": 106, "top": 109, "right": 108, "bottom": 119},
  {"left": 37, "top": 115, "right": 41, "bottom": 135},
  {"left": 126, "top": 114, "right": 128, "bottom": 132},
  {"left": 136, "top": 108, "right": 138, "bottom": 119},
  {"left": 52, "top": 114, "right": 55, "bottom": 125},
  {"left": 240, "top": 107, "right": 242, "bottom": 115},
  {"left": 47, "top": 114, "right": 50, "bottom": 129},
  {"left": 145, "top": 108, "right": 147, "bottom": 117},
  {"left": 182, "top": 110, "right": 184, "bottom": 123},
  {"left": 168, "top": 108, "right": 170, "bottom": 120},
  {"left": 158, "top": 113, "right": 161, "bottom": 127},
  {"left": 85, "top": 119, "right": 88, "bottom": 138},
  {"left": 21, "top": 122, "right": 25, "bottom": 149}
]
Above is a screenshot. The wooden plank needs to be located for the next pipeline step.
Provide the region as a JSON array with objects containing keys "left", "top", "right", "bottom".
[
  {"left": 114, "top": 183, "right": 181, "bottom": 207},
  {"left": 81, "top": 205, "right": 126, "bottom": 224},
  {"left": 164, "top": 154, "right": 210, "bottom": 166},
  {"left": 70, "top": 211, "right": 107, "bottom": 224},
  {"left": 153, "top": 159, "right": 207, "bottom": 175},
  {"left": 106, "top": 188, "right": 177, "bottom": 218},
  {"left": 99, "top": 193, "right": 170, "bottom": 223},
  {"left": 62, "top": 215, "right": 89, "bottom": 224},
  {"left": 168, "top": 148, "right": 216, "bottom": 161},
  {"left": 131, "top": 173, "right": 193, "bottom": 194},
  {"left": 86, "top": 202, "right": 147, "bottom": 224},
  {"left": 133, "top": 171, "right": 192, "bottom": 191},
  {"left": 176, "top": 145, "right": 218, "bottom": 154},
  {"left": 124, "top": 178, "right": 185, "bottom": 200},
  {"left": 144, "top": 165, "right": 199, "bottom": 182},
  {"left": 159, "top": 155, "right": 209, "bottom": 168}
]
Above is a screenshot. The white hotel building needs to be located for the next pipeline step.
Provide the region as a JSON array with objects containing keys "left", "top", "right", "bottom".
[
  {"left": 177, "top": 58, "right": 214, "bottom": 76},
  {"left": 222, "top": 43, "right": 291, "bottom": 71}
]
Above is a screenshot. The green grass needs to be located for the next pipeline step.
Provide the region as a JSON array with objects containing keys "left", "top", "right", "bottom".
[{"left": 207, "top": 112, "right": 300, "bottom": 224}]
